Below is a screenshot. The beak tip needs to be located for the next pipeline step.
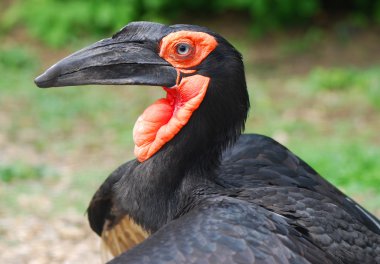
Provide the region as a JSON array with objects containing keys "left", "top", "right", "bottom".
[
  {"left": 34, "top": 65, "right": 61, "bottom": 88},
  {"left": 34, "top": 74, "right": 49, "bottom": 88}
]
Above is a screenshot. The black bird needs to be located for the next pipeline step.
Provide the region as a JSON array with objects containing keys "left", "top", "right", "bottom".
[{"left": 35, "top": 22, "right": 380, "bottom": 263}]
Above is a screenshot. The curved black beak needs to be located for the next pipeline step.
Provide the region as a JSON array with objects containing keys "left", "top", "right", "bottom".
[{"left": 34, "top": 37, "right": 177, "bottom": 88}]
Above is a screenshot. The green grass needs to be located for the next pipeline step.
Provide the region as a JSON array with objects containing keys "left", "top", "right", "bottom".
[
  {"left": 0, "top": 167, "right": 107, "bottom": 216},
  {"left": 0, "top": 163, "right": 56, "bottom": 182},
  {"left": 307, "top": 66, "right": 380, "bottom": 108},
  {"left": 0, "top": 45, "right": 379, "bottom": 217}
]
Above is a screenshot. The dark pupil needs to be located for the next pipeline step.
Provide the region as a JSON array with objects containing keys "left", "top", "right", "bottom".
[{"left": 178, "top": 44, "right": 189, "bottom": 54}]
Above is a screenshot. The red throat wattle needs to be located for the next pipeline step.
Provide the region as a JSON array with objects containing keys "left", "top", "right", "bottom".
[{"left": 133, "top": 75, "right": 210, "bottom": 162}]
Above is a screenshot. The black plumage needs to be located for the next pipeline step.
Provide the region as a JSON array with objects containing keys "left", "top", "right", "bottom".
[
  {"left": 90, "top": 134, "right": 380, "bottom": 263},
  {"left": 35, "top": 22, "right": 380, "bottom": 263}
]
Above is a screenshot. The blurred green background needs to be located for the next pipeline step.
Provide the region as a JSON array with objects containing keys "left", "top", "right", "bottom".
[{"left": 0, "top": 0, "right": 380, "bottom": 263}]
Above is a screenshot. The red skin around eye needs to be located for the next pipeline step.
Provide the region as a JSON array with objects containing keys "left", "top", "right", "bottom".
[{"left": 159, "top": 31, "right": 217, "bottom": 69}]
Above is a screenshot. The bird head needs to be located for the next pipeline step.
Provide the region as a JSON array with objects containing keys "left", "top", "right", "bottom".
[{"left": 35, "top": 22, "right": 249, "bottom": 166}]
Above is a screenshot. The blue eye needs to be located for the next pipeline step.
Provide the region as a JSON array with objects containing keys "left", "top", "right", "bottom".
[{"left": 176, "top": 43, "right": 191, "bottom": 55}]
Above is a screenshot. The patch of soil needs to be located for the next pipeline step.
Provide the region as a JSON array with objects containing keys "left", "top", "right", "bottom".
[{"left": 0, "top": 214, "right": 101, "bottom": 264}]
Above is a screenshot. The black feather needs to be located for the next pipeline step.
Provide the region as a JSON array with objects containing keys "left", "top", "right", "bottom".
[{"left": 85, "top": 22, "right": 380, "bottom": 263}]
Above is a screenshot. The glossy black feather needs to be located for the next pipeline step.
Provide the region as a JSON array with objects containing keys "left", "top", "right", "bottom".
[
  {"left": 88, "top": 161, "right": 132, "bottom": 236},
  {"left": 218, "top": 134, "right": 380, "bottom": 236},
  {"left": 89, "top": 134, "right": 380, "bottom": 264},
  {"left": 108, "top": 197, "right": 341, "bottom": 264}
]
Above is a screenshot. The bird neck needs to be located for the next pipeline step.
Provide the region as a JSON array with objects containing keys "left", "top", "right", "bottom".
[
  {"left": 117, "top": 77, "right": 249, "bottom": 233},
  {"left": 118, "top": 48, "right": 249, "bottom": 232},
  {"left": 116, "top": 153, "right": 211, "bottom": 233}
]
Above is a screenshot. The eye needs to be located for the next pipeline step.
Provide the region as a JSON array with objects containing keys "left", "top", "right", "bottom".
[{"left": 176, "top": 43, "right": 192, "bottom": 55}]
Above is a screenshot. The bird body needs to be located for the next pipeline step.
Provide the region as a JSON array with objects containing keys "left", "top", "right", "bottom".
[{"left": 35, "top": 22, "right": 380, "bottom": 263}]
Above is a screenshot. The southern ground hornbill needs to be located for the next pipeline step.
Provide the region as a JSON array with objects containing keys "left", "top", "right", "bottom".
[{"left": 35, "top": 22, "right": 380, "bottom": 263}]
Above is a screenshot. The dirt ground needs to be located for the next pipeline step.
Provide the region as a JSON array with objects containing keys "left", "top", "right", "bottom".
[{"left": 0, "top": 215, "right": 101, "bottom": 264}]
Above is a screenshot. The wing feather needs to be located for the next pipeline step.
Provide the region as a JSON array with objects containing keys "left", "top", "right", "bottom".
[{"left": 108, "top": 197, "right": 340, "bottom": 264}]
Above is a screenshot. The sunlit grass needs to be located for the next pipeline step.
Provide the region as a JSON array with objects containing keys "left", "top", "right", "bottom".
[{"left": 307, "top": 66, "right": 380, "bottom": 109}]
